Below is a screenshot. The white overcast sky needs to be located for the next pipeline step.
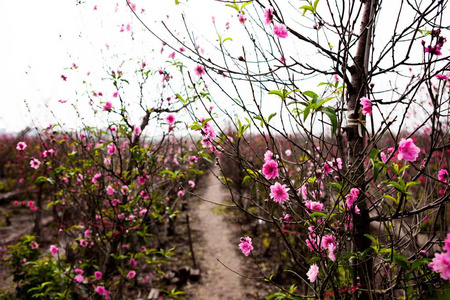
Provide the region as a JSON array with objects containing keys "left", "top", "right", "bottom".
[
  {"left": 0, "top": 0, "right": 447, "bottom": 134},
  {"left": 0, "top": 0, "right": 230, "bottom": 133}
]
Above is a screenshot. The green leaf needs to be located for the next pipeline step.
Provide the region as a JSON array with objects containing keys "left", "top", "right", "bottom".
[
  {"left": 253, "top": 116, "right": 264, "bottom": 128},
  {"left": 388, "top": 181, "right": 405, "bottom": 193},
  {"left": 242, "top": 175, "right": 251, "bottom": 185},
  {"left": 327, "top": 182, "right": 342, "bottom": 190},
  {"left": 309, "top": 212, "right": 327, "bottom": 218},
  {"left": 341, "top": 252, "right": 357, "bottom": 260},
  {"left": 371, "top": 159, "right": 381, "bottom": 181},
  {"left": 364, "top": 234, "right": 379, "bottom": 250},
  {"left": 176, "top": 93, "right": 186, "bottom": 104},
  {"left": 35, "top": 176, "right": 48, "bottom": 184},
  {"left": 198, "top": 151, "right": 213, "bottom": 163},
  {"left": 303, "top": 104, "right": 311, "bottom": 121},
  {"left": 411, "top": 258, "right": 430, "bottom": 270},
  {"left": 222, "top": 37, "right": 232, "bottom": 43},
  {"left": 320, "top": 106, "right": 338, "bottom": 134},
  {"left": 189, "top": 122, "right": 202, "bottom": 131},
  {"left": 360, "top": 247, "right": 375, "bottom": 259},
  {"left": 308, "top": 256, "right": 321, "bottom": 264},
  {"left": 269, "top": 89, "right": 284, "bottom": 99},
  {"left": 268, "top": 112, "right": 277, "bottom": 123},
  {"left": 316, "top": 97, "right": 333, "bottom": 110},
  {"left": 302, "top": 90, "right": 318, "bottom": 99},
  {"left": 393, "top": 253, "right": 410, "bottom": 269},
  {"left": 299, "top": 4, "right": 313, "bottom": 16},
  {"left": 369, "top": 148, "right": 381, "bottom": 159},
  {"left": 313, "top": 0, "right": 320, "bottom": 11},
  {"left": 405, "top": 180, "right": 421, "bottom": 191},
  {"left": 245, "top": 168, "right": 259, "bottom": 179}
]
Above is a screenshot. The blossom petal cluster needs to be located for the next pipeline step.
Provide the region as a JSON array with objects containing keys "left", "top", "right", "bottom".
[
  {"left": 438, "top": 169, "right": 448, "bottom": 182},
  {"left": 270, "top": 182, "right": 289, "bottom": 204},
  {"left": 16, "top": 142, "right": 27, "bottom": 151},
  {"left": 360, "top": 97, "right": 372, "bottom": 115},
  {"left": 345, "top": 188, "right": 360, "bottom": 210},
  {"left": 397, "top": 138, "right": 421, "bottom": 162},
  {"left": 239, "top": 236, "right": 254, "bottom": 256},
  {"left": 430, "top": 233, "right": 450, "bottom": 280},
  {"left": 262, "top": 159, "right": 279, "bottom": 180},
  {"left": 305, "top": 200, "right": 323, "bottom": 212},
  {"left": 273, "top": 23, "right": 288, "bottom": 38},
  {"left": 307, "top": 264, "right": 319, "bottom": 282},
  {"left": 264, "top": 7, "right": 273, "bottom": 25}
]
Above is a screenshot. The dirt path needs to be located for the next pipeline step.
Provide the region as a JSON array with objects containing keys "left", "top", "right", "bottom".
[{"left": 187, "top": 168, "right": 245, "bottom": 300}]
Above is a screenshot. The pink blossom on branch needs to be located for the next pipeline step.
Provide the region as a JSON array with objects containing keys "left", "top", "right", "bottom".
[
  {"left": 103, "top": 101, "right": 113, "bottom": 111},
  {"left": 360, "top": 97, "right": 372, "bottom": 115},
  {"left": 239, "top": 236, "right": 253, "bottom": 256},
  {"left": 238, "top": 13, "right": 246, "bottom": 25},
  {"left": 262, "top": 159, "right": 279, "bottom": 180},
  {"left": 307, "top": 264, "right": 319, "bottom": 282},
  {"left": 126, "top": 270, "right": 136, "bottom": 279},
  {"left": 270, "top": 182, "right": 289, "bottom": 204},
  {"left": 305, "top": 200, "right": 323, "bottom": 212},
  {"left": 436, "top": 74, "right": 449, "bottom": 80},
  {"left": 50, "top": 245, "right": 59, "bottom": 255},
  {"left": 264, "top": 7, "right": 273, "bottom": 25},
  {"left": 166, "top": 114, "right": 175, "bottom": 125},
  {"left": 30, "top": 158, "right": 41, "bottom": 169},
  {"left": 194, "top": 65, "right": 205, "bottom": 77},
  {"left": 96, "top": 286, "right": 107, "bottom": 296},
  {"left": 264, "top": 150, "right": 273, "bottom": 162},
  {"left": 133, "top": 125, "right": 141, "bottom": 136},
  {"left": 444, "top": 233, "right": 450, "bottom": 252},
  {"left": 438, "top": 169, "right": 448, "bottom": 181},
  {"left": 397, "top": 138, "right": 421, "bottom": 162},
  {"left": 345, "top": 188, "right": 360, "bottom": 209},
  {"left": 273, "top": 23, "right": 288, "bottom": 38},
  {"left": 430, "top": 233, "right": 450, "bottom": 280},
  {"left": 94, "top": 271, "right": 103, "bottom": 280},
  {"left": 16, "top": 142, "right": 27, "bottom": 151},
  {"left": 430, "top": 252, "right": 450, "bottom": 279}
]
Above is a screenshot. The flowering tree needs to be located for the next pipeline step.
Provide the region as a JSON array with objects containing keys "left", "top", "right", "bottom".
[{"left": 122, "top": 0, "right": 450, "bottom": 298}]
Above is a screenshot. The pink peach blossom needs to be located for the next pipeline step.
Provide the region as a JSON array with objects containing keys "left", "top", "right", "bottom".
[
  {"left": 126, "top": 270, "right": 136, "bottom": 279},
  {"left": 50, "top": 245, "right": 59, "bottom": 255},
  {"left": 438, "top": 169, "right": 448, "bottom": 181},
  {"left": 273, "top": 23, "right": 288, "bottom": 38},
  {"left": 103, "top": 101, "right": 113, "bottom": 111},
  {"left": 95, "top": 271, "right": 103, "bottom": 280},
  {"left": 30, "top": 158, "right": 41, "bottom": 169},
  {"left": 360, "top": 97, "right": 372, "bottom": 115},
  {"left": 262, "top": 159, "right": 279, "bottom": 180},
  {"left": 307, "top": 264, "right": 319, "bottom": 282},
  {"left": 270, "top": 182, "right": 289, "bottom": 204},
  {"left": 16, "top": 142, "right": 27, "bottom": 151},
  {"left": 194, "top": 65, "right": 205, "bottom": 76},
  {"left": 239, "top": 236, "right": 253, "bottom": 256},
  {"left": 398, "top": 138, "right": 421, "bottom": 162},
  {"left": 264, "top": 7, "right": 273, "bottom": 25}
]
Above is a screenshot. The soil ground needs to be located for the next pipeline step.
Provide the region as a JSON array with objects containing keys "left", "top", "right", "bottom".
[{"left": 185, "top": 168, "right": 246, "bottom": 300}]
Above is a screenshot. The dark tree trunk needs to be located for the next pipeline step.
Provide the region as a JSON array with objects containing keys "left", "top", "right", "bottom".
[{"left": 345, "top": 0, "right": 377, "bottom": 298}]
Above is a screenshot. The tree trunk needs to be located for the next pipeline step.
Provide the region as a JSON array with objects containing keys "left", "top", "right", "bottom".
[{"left": 345, "top": 0, "right": 376, "bottom": 298}]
